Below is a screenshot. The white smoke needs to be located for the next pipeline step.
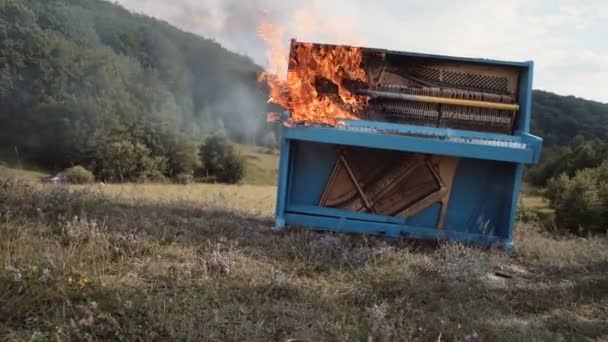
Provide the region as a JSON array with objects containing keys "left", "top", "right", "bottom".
[
  {"left": 114, "top": 0, "right": 608, "bottom": 102},
  {"left": 113, "top": 0, "right": 366, "bottom": 69}
]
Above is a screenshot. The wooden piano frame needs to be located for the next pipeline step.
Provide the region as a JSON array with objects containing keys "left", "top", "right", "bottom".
[{"left": 274, "top": 48, "right": 543, "bottom": 251}]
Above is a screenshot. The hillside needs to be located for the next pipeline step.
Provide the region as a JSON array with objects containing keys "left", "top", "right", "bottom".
[
  {"left": 531, "top": 90, "right": 608, "bottom": 146},
  {"left": 0, "top": 0, "right": 273, "bottom": 175},
  {"left": 1, "top": 0, "right": 607, "bottom": 177}
]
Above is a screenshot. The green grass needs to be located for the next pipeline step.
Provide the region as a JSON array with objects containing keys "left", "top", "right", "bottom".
[
  {"left": 1, "top": 176, "right": 607, "bottom": 341},
  {"left": 236, "top": 144, "right": 279, "bottom": 186}
]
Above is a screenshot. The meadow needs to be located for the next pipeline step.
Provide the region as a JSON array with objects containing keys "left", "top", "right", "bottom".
[{"left": 0, "top": 150, "right": 607, "bottom": 341}]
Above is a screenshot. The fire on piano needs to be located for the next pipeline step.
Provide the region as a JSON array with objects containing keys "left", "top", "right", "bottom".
[{"left": 270, "top": 40, "right": 543, "bottom": 251}]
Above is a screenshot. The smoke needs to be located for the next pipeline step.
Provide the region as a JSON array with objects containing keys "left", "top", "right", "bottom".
[
  {"left": 115, "top": 0, "right": 608, "bottom": 103},
  {"left": 114, "top": 0, "right": 365, "bottom": 69},
  {"left": 112, "top": 0, "right": 369, "bottom": 143},
  {"left": 204, "top": 80, "right": 269, "bottom": 145}
]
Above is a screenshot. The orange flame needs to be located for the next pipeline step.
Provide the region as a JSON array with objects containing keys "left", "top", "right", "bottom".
[{"left": 258, "top": 24, "right": 368, "bottom": 126}]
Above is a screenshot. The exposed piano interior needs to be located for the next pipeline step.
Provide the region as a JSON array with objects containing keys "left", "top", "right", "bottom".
[
  {"left": 319, "top": 146, "right": 459, "bottom": 228},
  {"left": 293, "top": 40, "right": 523, "bottom": 134}
]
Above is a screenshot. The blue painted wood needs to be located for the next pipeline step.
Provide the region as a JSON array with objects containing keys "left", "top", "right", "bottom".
[
  {"left": 518, "top": 61, "right": 534, "bottom": 133},
  {"left": 275, "top": 135, "right": 532, "bottom": 248},
  {"left": 441, "top": 158, "right": 514, "bottom": 237},
  {"left": 506, "top": 164, "right": 526, "bottom": 243},
  {"left": 287, "top": 204, "right": 408, "bottom": 225},
  {"left": 288, "top": 142, "right": 337, "bottom": 206},
  {"left": 272, "top": 49, "right": 542, "bottom": 251},
  {"left": 406, "top": 202, "right": 441, "bottom": 227},
  {"left": 283, "top": 126, "right": 538, "bottom": 164},
  {"left": 519, "top": 132, "right": 544, "bottom": 163},
  {"left": 285, "top": 150, "right": 520, "bottom": 236},
  {"left": 344, "top": 120, "right": 526, "bottom": 143},
  {"left": 284, "top": 213, "right": 511, "bottom": 249},
  {"left": 274, "top": 137, "right": 291, "bottom": 229}
]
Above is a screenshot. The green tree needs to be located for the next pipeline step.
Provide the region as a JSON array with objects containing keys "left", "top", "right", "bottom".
[
  {"left": 0, "top": 0, "right": 273, "bottom": 182},
  {"left": 198, "top": 135, "right": 245, "bottom": 184},
  {"left": 97, "top": 140, "right": 167, "bottom": 182},
  {"left": 527, "top": 139, "right": 608, "bottom": 186},
  {"left": 164, "top": 137, "right": 202, "bottom": 177},
  {"left": 545, "top": 163, "right": 608, "bottom": 234}
]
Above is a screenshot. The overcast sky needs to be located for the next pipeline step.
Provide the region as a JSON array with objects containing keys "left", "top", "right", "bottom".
[{"left": 115, "top": 0, "right": 607, "bottom": 103}]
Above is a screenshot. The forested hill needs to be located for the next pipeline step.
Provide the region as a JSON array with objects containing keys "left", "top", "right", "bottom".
[
  {"left": 528, "top": 91, "right": 608, "bottom": 186},
  {"left": 1, "top": 0, "right": 607, "bottom": 178},
  {"left": 0, "top": 0, "right": 271, "bottom": 175},
  {"left": 531, "top": 90, "right": 608, "bottom": 146}
]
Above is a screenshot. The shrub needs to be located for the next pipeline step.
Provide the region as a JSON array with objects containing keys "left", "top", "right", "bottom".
[
  {"left": 165, "top": 138, "right": 202, "bottom": 177},
  {"left": 96, "top": 140, "right": 167, "bottom": 182},
  {"left": 527, "top": 139, "right": 608, "bottom": 186},
  {"left": 197, "top": 135, "right": 245, "bottom": 184},
  {"left": 63, "top": 166, "right": 95, "bottom": 184},
  {"left": 545, "top": 162, "right": 608, "bottom": 234}
]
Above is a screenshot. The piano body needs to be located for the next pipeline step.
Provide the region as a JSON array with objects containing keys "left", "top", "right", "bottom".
[{"left": 274, "top": 40, "right": 543, "bottom": 251}]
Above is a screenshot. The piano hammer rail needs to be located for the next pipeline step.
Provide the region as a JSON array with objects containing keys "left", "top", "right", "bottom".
[{"left": 358, "top": 89, "right": 521, "bottom": 111}]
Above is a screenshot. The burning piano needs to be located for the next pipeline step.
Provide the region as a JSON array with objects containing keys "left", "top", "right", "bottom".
[{"left": 268, "top": 40, "right": 542, "bottom": 251}]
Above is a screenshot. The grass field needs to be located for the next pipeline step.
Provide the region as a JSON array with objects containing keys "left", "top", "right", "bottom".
[
  {"left": 1, "top": 154, "right": 607, "bottom": 341},
  {"left": 0, "top": 147, "right": 48, "bottom": 182},
  {"left": 236, "top": 144, "right": 279, "bottom": 186},
  {"left": 0, "top": 144, "right": 280, "bottom": 186},
  {"left": 0, "top": 165, "right": 47, "bottom": 182}
]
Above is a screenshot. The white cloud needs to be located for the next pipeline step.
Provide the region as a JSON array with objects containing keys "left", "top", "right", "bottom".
[{"left": 114, "top": 0, "right": 608, "bottom": 102}]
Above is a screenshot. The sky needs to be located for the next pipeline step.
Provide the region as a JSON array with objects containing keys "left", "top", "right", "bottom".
[{"left": 115, "top": 0, "right": 608, "bottom": 103}]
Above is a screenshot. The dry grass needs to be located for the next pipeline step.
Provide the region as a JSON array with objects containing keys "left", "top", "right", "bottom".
[
  {"left": 1, "top": 175, "right": 607, "bottom": 341},
  {"left": 81, "top": 183, "right": 276, "bottom": 217},
  {"left": 0, "top": 165, "right": 47, "bottom": 182},
  {"left": 522, "top": 195, "right": 548, "bottom": 209},
  {"left": 522, "top": 195, "right": 554, "bottom": 215}
]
